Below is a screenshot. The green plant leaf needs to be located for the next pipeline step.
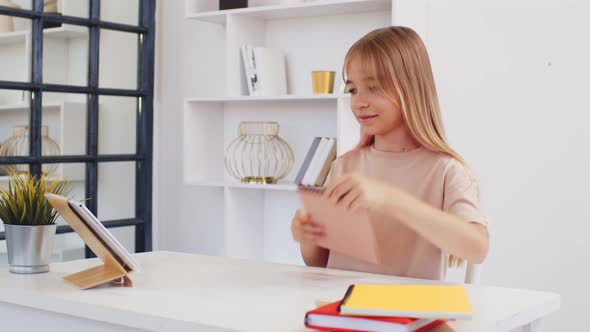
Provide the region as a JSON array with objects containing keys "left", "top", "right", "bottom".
[{"left": 0, "top": 172, "right": 71, "bottom": 225}]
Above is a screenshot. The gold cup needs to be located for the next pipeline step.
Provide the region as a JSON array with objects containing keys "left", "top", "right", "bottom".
[{"left": 312, "top": 71, "right": 336, "bottom": 94}]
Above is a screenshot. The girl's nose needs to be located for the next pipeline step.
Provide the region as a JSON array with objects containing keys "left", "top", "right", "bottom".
[{"left": 352, "top": 92, "right": 369, "bottom": 109}]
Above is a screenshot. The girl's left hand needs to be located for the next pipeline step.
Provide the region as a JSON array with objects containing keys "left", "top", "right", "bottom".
[{"left": 324, "top": 173, "right": 396, "bottom": 212}]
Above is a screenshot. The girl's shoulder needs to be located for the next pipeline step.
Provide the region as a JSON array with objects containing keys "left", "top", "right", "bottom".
[
  {"left": 418, "top": 149, "right": 470, "bottom": 173},
  {"left": 327, "top": 147, "right": 366, "bottom": 176},
  {"left": 439, "top": 155, "right": 480, "bottom": 194},
  {"left": 333, "top": 145, "right": 368, "bottom": 165}
]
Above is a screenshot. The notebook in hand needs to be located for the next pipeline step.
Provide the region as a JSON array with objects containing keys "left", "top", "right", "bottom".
[
  {"left": 304, "top": 301, "right": 444, "bottom": 332},
  {"left": 298, "top": 187, "right": 380, "bottom": 264},
  {"left": 339, "top": 284, "right": 473, "bottom": 320}
]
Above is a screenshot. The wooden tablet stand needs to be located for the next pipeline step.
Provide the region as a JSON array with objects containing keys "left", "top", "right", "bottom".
[{"left": 46, "top": 194, "right": 133, "bottom": 290}]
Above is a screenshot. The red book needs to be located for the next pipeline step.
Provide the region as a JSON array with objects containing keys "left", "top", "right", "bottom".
[{"left": 304, "top": 301, "right": 445, "bottom": 332}]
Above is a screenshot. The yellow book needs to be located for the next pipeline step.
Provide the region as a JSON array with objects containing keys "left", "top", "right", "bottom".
[{"left": 339, "top": 284, "right": 473, "bottom": 320}]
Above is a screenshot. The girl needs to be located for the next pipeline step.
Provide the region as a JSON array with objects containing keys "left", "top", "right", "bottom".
[{"left": 291, "top": 26, "right": 489, "bottom": 280}]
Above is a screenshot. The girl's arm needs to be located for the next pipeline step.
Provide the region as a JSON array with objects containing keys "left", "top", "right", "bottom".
[
  {"left": 380, "top": 187, "right": 489, "bottom": 263},
  {"left": 301, "top": 242, "right": 330, "bottom": 267},
  {"left": 325, "top": 174, "right": 489, "bottom": 264}
]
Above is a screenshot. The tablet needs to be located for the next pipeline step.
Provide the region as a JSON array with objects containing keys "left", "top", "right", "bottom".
[{"left": 67, "top": 200, "right": 141, "bottom": 272}]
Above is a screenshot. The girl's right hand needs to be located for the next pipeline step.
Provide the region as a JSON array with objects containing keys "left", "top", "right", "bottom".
[{"left": 291, "top": 209, "right": 325, "bottom": 243}]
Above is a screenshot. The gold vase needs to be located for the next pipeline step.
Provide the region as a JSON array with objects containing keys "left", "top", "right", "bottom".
[
  {"left": 312, "top": 71, "right": 336, "bottom": 94},
  {"left": 224, "top": 122, "right": 294, "bottom": 184}
]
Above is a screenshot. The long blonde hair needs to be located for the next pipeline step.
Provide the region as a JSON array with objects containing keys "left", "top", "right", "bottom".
[{"left": 343, "top": 26, "right": 465, "bottom": 267}]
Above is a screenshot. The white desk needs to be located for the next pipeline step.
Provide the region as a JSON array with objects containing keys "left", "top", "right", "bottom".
[{"left": 0, "top": 251, "right": 559, "bottom": 332}]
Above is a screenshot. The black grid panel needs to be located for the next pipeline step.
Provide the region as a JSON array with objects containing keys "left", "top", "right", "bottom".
[{"left": 0, "top": 0, "right": 155, "bottom": 254}]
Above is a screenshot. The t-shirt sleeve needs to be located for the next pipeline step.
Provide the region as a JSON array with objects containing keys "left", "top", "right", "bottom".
[{"left": 443, "top": 159, "right": 488, "bottom": 226}]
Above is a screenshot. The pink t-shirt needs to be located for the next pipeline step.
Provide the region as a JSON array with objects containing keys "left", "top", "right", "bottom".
[{"left": 324, "top": 145, "right": 488, "bottom": 280}]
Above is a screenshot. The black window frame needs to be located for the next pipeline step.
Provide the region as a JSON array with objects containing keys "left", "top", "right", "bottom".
[{"left": 0, "top": 0, "right": 155, "bottom": 255}]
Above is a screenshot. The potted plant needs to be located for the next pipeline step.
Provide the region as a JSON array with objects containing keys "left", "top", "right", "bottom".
[{"left": 0, "top": 172, "right": 69, "bottom": 274}]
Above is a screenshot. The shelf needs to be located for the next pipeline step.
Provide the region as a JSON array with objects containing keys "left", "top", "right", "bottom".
[
  {"left": 0, "top": 103, "right": 28, "bottom": 112},
  {"left": 186, "top": 180, "right": 225, "bottom": 188},
  {"left": 0, "top": 175, "right": 84, "bottom": 183},
  {"left": 0, "top": 30, "right": 28, "bottom": 46},
  {"left": 186, "top": 0, "right": 391, "bottom": 24},
  {"left": 0, "top": 26, "right": 87, "bottom": 46},
  {"left": 44, "top": 26, "right": 87, "bottom": 40},
  {"left": 0, "top": 102, "right": 62, "bottom": 112},
  {"left": 188, "top": 180, "right": 298, "bottom": 191},
  {"left": 186, "top": 94, "right": 347, "bottom": 103},
  {"left": 227, "top": 181, "right": 297, "bottom": 191}
]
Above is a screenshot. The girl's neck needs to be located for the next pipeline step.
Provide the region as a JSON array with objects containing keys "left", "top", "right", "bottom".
[{"left": 372, "top": 127, "right": 420, "bottom": 152}]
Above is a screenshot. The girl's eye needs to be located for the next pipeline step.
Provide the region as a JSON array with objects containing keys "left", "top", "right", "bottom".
[
  {"left": 346, "top": 88, "right": 357, "bottom": 95},
  {"left": 369, "top": 86, "right": 378, "bottom": 92}
]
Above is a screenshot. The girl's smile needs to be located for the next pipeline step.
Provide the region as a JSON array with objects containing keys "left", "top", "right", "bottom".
[{"left": 357, "top": 114, "right": 379, "bottom": 122}]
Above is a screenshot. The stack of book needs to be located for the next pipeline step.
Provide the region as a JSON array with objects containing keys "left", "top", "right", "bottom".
[
  {"left": 295, "top": 137, "right": 337, "bottom": 188},
  {"left": 304, "top": 284, "right": 473, "bottom": 332}
]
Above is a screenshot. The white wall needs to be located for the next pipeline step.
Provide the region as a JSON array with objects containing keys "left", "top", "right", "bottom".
[
  {"left": 423, "top": 1, "right": 589, "bottom": 330},
  {"left": 156, "top": 1, "right": 587, "bottom": 330},
  {"left": 156, "top": 1, "right": 226, "bottom": 255}
]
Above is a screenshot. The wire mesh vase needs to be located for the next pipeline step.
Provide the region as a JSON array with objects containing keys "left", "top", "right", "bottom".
[
  {"left": 0, "top": 125, "right": 60, "bottom": 175},
  {"left": 224, "top": 122, "right": 294, "bottom": 184}
]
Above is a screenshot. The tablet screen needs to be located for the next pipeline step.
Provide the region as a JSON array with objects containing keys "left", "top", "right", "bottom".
[{"left": 67, "top": 200, "right": 140, "bottom": 271}]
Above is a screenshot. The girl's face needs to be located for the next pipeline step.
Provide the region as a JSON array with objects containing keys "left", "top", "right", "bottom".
[{"left": 345, "top": 58, "right": 403, "bottom": 137}]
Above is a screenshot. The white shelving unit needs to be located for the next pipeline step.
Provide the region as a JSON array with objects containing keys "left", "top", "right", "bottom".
[
  {"left": 0, "top": 25, "right": 87, "bottom": 105},
  {"left": 0, "top": 0, "right": 139, "bottom": 262},
  {"left": 0, "top": 101, "right": 86, "bottom": 182},
  {"left": 186, "top": 0, "right": 391, "bottom": 24},
  {"left": 183, "top": 0, "right": 394, "bottom": 264}
]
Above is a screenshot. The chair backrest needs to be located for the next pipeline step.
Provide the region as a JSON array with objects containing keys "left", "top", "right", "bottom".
[{"left": 464, "top": 262, "right": 482, "bottom": 284}]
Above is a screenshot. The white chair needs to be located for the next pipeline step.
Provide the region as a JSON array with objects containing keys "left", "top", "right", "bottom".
[
  {"left": 465, "top": 263, "right": 543, "bottom": 331},
  {"left": 464, "top": 262, "right": 482, "bottom": 284}
]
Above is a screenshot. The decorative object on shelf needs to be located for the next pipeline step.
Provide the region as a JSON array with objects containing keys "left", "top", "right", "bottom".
[
  {"left": 312, "top": 71, "right": 336, "bottom": 94},
  {"left": 295, "top": 136, "right": 337, "bottom": 188},
  {"left": 0, "top": 125, "right": 61, "bottom": 175},
  {"left": 225, "top": 121, "right": 294, "bottom": 184},
  {"left": 241, "top": 45, "right": 287, "bottom": 96},
  {"left": 0, "top": 0, "right": 20, "bottom": 33},
  {"left": 220, "top": 0, "right": 247, "bottom": 10},
  {"left": 42, "top": 0, "right": 62, "bottom": 29},
  {"left": 0, "top": 172, "right": 70, "bottom": 274}
]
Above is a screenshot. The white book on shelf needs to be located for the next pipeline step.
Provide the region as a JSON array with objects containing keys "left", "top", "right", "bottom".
[
  {"left": 313, "top": 137, "right": 336, "bottom": 186},
  {"left": 241, "top": 45, "right": 257, "bottom": 95},
  {"left": 251, "top": 46, "right": 287, "bottom": 96},
  {"left": 303, "top": 137, "right": 336, "bottom": 187},
  {"left": 294, "top": 137, "right": 322, "bottom": 185},
  {"left": 301, "top": 137, "right": 329, "bottom": 186}
]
